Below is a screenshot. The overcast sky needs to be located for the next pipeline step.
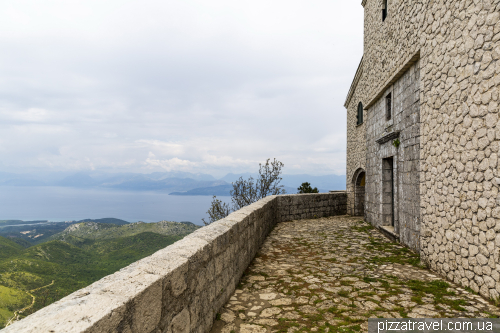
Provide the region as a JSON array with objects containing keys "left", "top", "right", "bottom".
[{"left": 0, "top": 0, "right": 363, "bottom": 178}]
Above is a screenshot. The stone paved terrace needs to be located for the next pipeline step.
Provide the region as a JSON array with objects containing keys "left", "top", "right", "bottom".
[{"left": 210, "top": 216, "right": 500, "bottom": 333}]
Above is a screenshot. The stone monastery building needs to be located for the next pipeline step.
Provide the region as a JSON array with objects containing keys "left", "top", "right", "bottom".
[{"left": 345, "top": 0, "right": 500, "bottom": 298}]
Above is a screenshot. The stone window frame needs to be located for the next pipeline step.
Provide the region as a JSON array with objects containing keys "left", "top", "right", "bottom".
[
  {"left": 384, "top": 87, "right": 394, "bottom": 123},
  {"left": 382, "top": 0, "right": 388, "bottom": 22},
  {"left": 356, "top": 102, "right": 364, "bottom": 126}
]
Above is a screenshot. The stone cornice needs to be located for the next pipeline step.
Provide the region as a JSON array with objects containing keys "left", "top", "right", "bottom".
[
  {"left": 376, "top": 130, "right": 400, "bottom": 144},
  {"left": 365, "top": 51, "right": 420, "bottom": 110},
  {"left": 344, "top": 56, "right": 364, "bottom": 108}
]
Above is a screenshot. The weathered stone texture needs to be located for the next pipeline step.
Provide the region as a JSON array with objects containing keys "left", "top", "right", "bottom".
[
  {"left": 345, "top": 0, "right": 500, "bottom": 300},
  {"left": 211, "top": 216, "right": 500, "bottom": 333},
  {"left": 3, "top": 193, "right": 347, "bottom": 333},
  {"left": 365, "top": 61, "right": 421, "bottom": 252},
  {"left": 277, "top": 192, "right": 347, "bottom": 221},
  {"left": 345, "top": 60, "right": 368, "bottom": 217}
]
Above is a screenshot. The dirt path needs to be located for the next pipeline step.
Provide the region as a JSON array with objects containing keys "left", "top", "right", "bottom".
[
  {"left": 5, "top": 280, "right": 54, "bottom": 327},
  {"left": 210, "top": 216, "right": 500, "bottom": 333}
]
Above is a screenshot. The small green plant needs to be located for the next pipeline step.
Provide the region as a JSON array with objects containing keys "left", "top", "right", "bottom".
[
  {"left": 338, "top": 289, "right": 349, "bottom": 297},
  {"left": 464, "top": 286, "right": 476, "bottom": 294},
  {"left": 392, "top": 138, "right": 400, "bottom": 148},
  {"left": 362, "top": 276, "right": 377, "bottom": 283}
]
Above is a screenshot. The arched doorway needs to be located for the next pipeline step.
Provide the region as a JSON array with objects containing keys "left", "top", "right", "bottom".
[{"left": 354, "top": 170, "right": 365, "bottom": 216}]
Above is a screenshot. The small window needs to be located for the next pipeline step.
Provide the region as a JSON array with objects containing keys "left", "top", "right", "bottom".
[
  {"left": 382, "top": 0, "right": 388, "bottom": 21},
  {"left": 386, "top": 93, "right": 392, "bottom": 120},
  {"left": 357, "top": 102, "right": 364, "bottom": 125}
]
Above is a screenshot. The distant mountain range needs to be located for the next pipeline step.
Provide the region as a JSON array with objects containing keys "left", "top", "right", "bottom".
[
  {"left": 0, "top": 171, "right": 345, "bottom": 194},
  {"left": 168, "top": 184, "right": 326, "bottom": 196}
]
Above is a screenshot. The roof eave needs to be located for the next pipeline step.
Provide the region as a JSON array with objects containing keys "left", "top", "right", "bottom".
[{"left": 343, "top": 56, "right": 364, "bottom": 108}]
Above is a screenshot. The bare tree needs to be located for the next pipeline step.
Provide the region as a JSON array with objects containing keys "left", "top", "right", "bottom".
[
  {"left": 202, "top": 196, "right": 232, "bottom": 226},
  {"left": 202, "top": 158, "right": 285, "bottom": 225}
]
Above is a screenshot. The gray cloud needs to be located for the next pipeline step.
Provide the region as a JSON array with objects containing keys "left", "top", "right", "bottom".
[{"left": 0, "top": 0, "right": 363, "bottom": 177}]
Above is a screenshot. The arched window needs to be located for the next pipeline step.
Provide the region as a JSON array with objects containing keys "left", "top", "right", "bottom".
[
  {"left": 357, "top": 102, "right": 363, "bottom": 125},
  {"left": 382, "top": 0, "right": 388, "bottom": 21}
]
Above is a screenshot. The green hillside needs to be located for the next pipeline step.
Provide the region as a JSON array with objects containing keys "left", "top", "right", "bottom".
[
  {"left": 50, "top": 220, "right": 199, "bottom": 241},
  {"left": 75, "top": 218, "right": 129, "bottom": 225},
  {"left": 0, "top": 221, "right": 200, "bottom": 329},
  {"left": 7, "top": 238, "right": 32, "bottom": 248},
  {"left": 0, "top": 236, "right": 24, "bottom": 261},
  {"left": 0, "top": 218, "right": 130, "bottom": 246}
]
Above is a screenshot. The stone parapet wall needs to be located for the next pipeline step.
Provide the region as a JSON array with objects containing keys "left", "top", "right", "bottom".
[
  {"left": 3, "top": 192, "right": 347, "bottom": 333},
  {"left": 277, "top": 192, "right": 347, "bottom": 221}
]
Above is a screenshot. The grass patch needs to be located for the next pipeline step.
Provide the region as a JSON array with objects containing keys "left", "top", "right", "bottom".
[
  {"left": 305, "top": 313, "right": 324, "bottom": 321},
  {"left": 364, "top": 238, "right": 424, "bottom": 267},
  {"left": 484, "top": 312, "right": 500, "bottom": 318},
  {"left": 330, "top": 324, "right": 362, "bottom": 333},
  {"left": 338, "top": 290, "right": 349, "bottom": 297},
  {"left": 399, "top": 310, "right": 409, "bottom": 318},
  {"left": 379, "top": 279, "right": 390, "bottom": 288},
  {"left": 363, "top": 276, "right": 377, "bottom": 283},
  {"left": 351, "top": 225, "right": 375, "bottom": 233},
  {"left": 275, "top": 319, "right": 300, "bottom": 333},
  {"left": 411, "top": 295, "right": 423, "bottom": 304},
  {"left": 406, "top": 280, "right": 467, "bottom": 311},
  {"left": 464, "top": 286, "right": 476, "bottom": 294},
  {"left": 359, "top": 291, "right": 377, "bottom": 297}
]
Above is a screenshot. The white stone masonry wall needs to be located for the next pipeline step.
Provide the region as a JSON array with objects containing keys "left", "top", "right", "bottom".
[{"left": 348, "top": 0, "right": 500, "bottom": 301}]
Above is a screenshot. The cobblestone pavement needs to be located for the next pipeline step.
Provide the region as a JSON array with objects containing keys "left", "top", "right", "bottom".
[{"left": 210, "top": 216, "right": 500, "bottom": 333}]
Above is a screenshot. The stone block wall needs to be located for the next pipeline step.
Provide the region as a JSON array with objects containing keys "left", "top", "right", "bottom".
[
  {"left": 345, "top": 60, "right": 368, "bottom": 217},
  {"left": 3, "top": 192, "right": 347, "bottom": 333},
  {"left": 346, "top": 0, "right": 500, "bottom": 299},
  {"left": 416, "top": 1, "right": 500, "bottom": 300},
  {"left": 365, "top": 61, "right": 421, "bottom": 252},
  {"left": 277, "top": 192, "right": 347, "bottom": 221}
]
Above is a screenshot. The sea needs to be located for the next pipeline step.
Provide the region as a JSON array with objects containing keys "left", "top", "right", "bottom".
[{"left": 0, "top": 186, "right": 232, "bottom": 226}]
